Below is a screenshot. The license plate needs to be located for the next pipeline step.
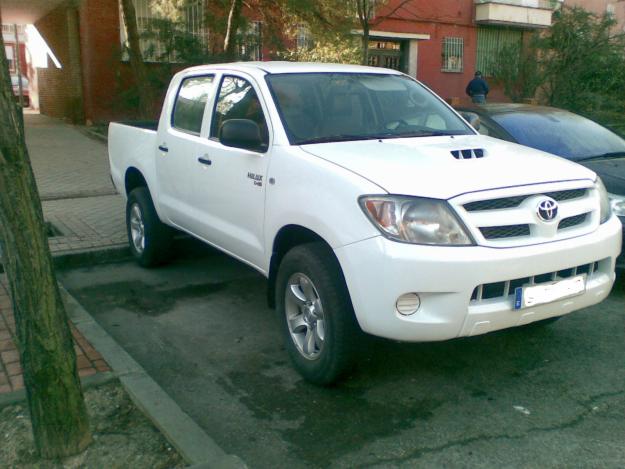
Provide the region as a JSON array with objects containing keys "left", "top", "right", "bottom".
[{"left": 514, "top": 275, "right": 586, "bottom": 310}]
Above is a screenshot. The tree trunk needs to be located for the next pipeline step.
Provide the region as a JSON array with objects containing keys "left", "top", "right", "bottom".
[
  {"left": 224, "top": 0, "right": 243, "bottom": 60},
  {"left": 120, "top": 0, "right": 155, "bottom": 119},
  {"left": 356, "top": 0, "right": 371, "bottom": 65},
  {"left": 0, "top": 24, "right": 91, "bottom": 459}
]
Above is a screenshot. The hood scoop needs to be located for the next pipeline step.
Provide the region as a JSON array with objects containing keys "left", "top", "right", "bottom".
[{"left": 451, "top": 148, "right": 485, "bottom": 160}]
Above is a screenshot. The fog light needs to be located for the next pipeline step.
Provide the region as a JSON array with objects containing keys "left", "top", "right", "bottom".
[{"left": 396, "top": 293, "right": 421, "bottom": 316}]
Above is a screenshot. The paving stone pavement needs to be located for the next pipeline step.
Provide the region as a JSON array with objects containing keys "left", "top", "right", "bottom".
[
  {"left": 0, "top": 275, "right": 110, "bottom": 394},
  {"left": 23, "top": 112, "right": 127, "bottom": 255}
]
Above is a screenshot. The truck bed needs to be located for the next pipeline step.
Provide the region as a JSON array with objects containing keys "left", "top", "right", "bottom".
[{"left": 108, "top": 121, "right": 158, "bottom": 198}]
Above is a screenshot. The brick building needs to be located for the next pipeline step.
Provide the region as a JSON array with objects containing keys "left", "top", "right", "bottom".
[
  {"left": 564, "top": 0, "right": 625, "bottom": 31},
  {"left": 3, "top": 0, "right": 564, "bottom": 123},
  {"left": 2, "top": 24, "right": 27, "bottom": 78}
]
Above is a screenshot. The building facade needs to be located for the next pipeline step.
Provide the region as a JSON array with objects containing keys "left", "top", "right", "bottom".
[
  {"left": 564, "top": 0, "right": 625, "bottom": 31},
  {"left": 28, "top": 0, "right": 565, "bottom": 122},
  {"left": 2, "top": 24, "right": 27, "bottom": 77}
]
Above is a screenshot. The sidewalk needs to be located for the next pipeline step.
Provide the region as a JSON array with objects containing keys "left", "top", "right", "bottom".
[
  {"left": 25, "top": 111, "right": 127, "bottom": 255},
  {"left": 1, "top": 112, "right": 123, "bottom": 395}
]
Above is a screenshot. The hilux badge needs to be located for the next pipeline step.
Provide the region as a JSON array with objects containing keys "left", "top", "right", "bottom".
[{"left": 537, "top": 198, "right": 558, "bottom": 222}]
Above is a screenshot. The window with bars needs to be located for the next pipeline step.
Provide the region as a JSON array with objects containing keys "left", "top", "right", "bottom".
[
  {"left": 4, "top": 45, "right": 15, "bottom": 73},
  {"left": 119, "top": 0, "right": 209, "bottom": 63},
  {"left": 476, "top": 27, "right": 522, "bottom": 77},
  {"left": 296, "top": 24, "right": 312, "bottom": 51},
  {"left": 238, "top": 21, "right": 262, "bottom": 61},
  {"left": 442, "top": 37, "right": 463, "bottom": 73}
]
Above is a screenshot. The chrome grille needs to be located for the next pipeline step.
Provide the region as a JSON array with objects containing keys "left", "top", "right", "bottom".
[
  {"left": 464, "top": 188, "right": 587, "bottom": 212},
  {"left": 452, "top": 182, "right": 597, "bottom": 248}
]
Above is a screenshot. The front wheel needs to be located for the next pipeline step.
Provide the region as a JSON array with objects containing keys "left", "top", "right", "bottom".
[
  {"left": 276, "top": 242, "right": 360, "bottom": 385},
  {"left": 126, "top": 187, "right": 173, "bottom": 267}
]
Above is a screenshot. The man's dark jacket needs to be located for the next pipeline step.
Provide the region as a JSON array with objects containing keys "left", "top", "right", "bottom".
[{"left": 466, "top": 77, "right": 489, "bottom": 97}]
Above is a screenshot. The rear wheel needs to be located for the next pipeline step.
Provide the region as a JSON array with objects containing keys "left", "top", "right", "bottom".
[
  {"left": 276, "top": 242, "right": 360, "bottom": 385},
  {"left": 126, "top": 187, "right": 173, "bottom": 267}
]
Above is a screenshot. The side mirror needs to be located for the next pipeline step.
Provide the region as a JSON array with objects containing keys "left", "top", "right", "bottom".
[
  {"left": 219, "top": 119, "right": 265, "bottom": 152},
  {"left": 460, "top": 112, "right": 481, "bottom": 131}
]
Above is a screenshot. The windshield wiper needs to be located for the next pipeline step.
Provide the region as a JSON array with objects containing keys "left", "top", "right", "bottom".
[
  {"left": 578, "top": 151, "right": 625, "bottom": 162},
  {"left": 389, "top": 130, "right": 469, "bottom": 138},
  {"left": 297, "top": 135, "right": 384, "bottom": 145}
]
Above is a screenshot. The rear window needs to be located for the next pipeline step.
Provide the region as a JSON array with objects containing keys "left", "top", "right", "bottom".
[
  {"left": 493, "top": 110, "right": 625, "bottom": 161},
  {"left": 172, "top": 75, "right": 215, "bottom": 134}
]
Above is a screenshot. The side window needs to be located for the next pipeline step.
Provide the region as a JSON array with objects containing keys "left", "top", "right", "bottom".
[
  {"left": 210, "top": 76, "right": 269, "bottom": 144},
  {"left": 172, "top": 75, "right": 215, "bottom": 134}
]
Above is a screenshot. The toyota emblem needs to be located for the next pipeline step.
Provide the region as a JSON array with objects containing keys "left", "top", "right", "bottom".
[{"left": 537, "top": 198, "right": 558, "bottom": 222}]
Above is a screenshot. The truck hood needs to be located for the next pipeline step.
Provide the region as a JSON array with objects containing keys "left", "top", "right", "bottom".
[{"left": 300, "top": 135, "right": 596, "bottom": 199}]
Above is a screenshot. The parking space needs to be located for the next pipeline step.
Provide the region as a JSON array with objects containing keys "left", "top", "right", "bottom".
[{"left": 59, "top": 240, "right": 625, "bottom": 468}]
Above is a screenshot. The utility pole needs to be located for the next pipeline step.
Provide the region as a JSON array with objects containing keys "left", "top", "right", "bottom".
[{"left": 13, "top": 24, "right": 24, "bottom": 108}]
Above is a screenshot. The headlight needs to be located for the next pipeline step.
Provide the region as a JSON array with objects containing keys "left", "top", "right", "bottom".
[
  {"left": 609, "top": 193, "right": 625, "bottom": 217},
  {"left": 596, "top": 178, "right": 611, "bottom": 223},
  {"left": 359, "top": 195, "right": 474, "bottom": 245}
]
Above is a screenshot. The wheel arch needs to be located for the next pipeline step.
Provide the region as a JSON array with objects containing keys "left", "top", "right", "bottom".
[
  {"left": 267, "top": 224, "right": 342, "bottom": 309},
  {"left": 125, "top": 167, "right": 148, "bottom": 197}
]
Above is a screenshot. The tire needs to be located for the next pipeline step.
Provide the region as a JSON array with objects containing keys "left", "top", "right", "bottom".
[
  {"left": 276, "top": 242, "right": 360, "bottom": 385},
  {"left": 126, "top": 187, "right": 173, "bottom": 267}
]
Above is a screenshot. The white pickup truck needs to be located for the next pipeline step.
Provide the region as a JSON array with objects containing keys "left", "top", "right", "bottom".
[{"left": 109, "top": 62, "right": 621, "bottom": 384}]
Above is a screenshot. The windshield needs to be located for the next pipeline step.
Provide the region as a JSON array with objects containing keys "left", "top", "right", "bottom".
[
  {"left": 492, "top": 110, "right": 625, "bottom": 161},
  {"left": 266, "top": 73, "right": 474, "bottom": 145}
]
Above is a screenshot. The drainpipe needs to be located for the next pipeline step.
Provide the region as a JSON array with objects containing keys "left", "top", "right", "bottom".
[
  {"left": 66, "top": 2, "right": 85, "bottom": 123},
  {"left": 13, "top": 24, "right": 24, "bottom": 108}
]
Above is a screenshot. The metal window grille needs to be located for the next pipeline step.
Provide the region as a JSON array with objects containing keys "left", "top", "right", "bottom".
[
  {"left": 238, "top": 21, "right": 262, "bottom": 61},
  {"left": 4, "top": 45, "right": 15, "bottom": 73},
  {"left": 442, "top": 37, "right": 463, "bottom": 73},
  {"left": 2, "top": 24, "right": 25, "bottom": 34},
  {"left": 476, "top": 26, "right": 522, "bottom": 76},
  {"left": 296, "top": 24, "right": 312, "bottom": 50},
  {"left": 119, "top": 0, "right": 209, "bottom": 63}
]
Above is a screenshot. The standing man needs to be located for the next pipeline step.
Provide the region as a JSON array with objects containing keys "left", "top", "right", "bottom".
[{"left": 466, "top": 71, "right": 489, "bottom": 104}]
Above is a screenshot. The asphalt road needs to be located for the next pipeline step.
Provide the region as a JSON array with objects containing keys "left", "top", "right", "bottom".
[{"left": 59, "top": 240, "right": 625, "bottom": 468}]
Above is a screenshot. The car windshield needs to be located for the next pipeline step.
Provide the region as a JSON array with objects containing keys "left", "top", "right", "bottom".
[
  {"left": 266, "top": 73, "right": 473, "bottom": 145},
  {"left": 492, "top": 110, "right": 625, "bottom": 161}
]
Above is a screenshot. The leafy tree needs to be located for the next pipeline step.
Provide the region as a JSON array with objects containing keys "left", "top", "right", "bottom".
[
  {"left": 493, "top": 6, "right": 625, "bottom": 128},
  {"left": 538, "top": 6, "right": 625, "bottom": 121},
  {"left": 120, "top": 0, "right": 158, "bottom": 118},
  {"left": 492, "top": 39, "right": 542, "bottom": 103},
  {"left": 0, "top": 17, "right": 91, "bottom": 459}
]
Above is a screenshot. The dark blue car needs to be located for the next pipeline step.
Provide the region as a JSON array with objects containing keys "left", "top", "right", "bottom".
[{"left": 457, "top": 104, "right": 625, "bottom": 268}]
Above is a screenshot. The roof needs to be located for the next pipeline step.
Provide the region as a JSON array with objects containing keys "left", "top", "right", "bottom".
[
  {"left": 457, "top": 103, "right": 573, "bottom": 117},
  {"left": 182, "top": 61, "right": 404, "bottom": 76}
]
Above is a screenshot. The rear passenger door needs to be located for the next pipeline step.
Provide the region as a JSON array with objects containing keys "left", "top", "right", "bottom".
[
  {"left": 155, "top": 74, "right": 215, "bottom": 227},
  {"left": 191, "top": 74, "right": 272, "bottom": 269}
]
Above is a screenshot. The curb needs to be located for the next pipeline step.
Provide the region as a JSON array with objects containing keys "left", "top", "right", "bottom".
[
  {"left": 77, "top": 126, "right": 108, "bottom": 144},
  {"left": 0, "top": 245, "right": 131, "bottom": 275},
  {"left": 59, "top": 284, "right": 247, "bottom": 469},
  {"left": 53, "top": 245, "right": 131, "bottom": 270},
  {"left": 0, "top": 371, "right": 117, "bottom": 409}
]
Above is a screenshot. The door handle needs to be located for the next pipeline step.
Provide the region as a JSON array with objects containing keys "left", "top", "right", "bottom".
[
  {"left": 198, "top": 156, "right": 212, "bottom": 166},
  {"left": 158, "top": 144, "right": 169, "bottom": 153}
]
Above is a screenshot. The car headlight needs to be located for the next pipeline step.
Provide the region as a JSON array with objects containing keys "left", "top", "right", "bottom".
[
  {"left": 608, "top": 193, "right": 625, "bottom": 217},
  {"left": 596, "top": 178, "right": 612, "bottom": 223},
  {"left": 360, "top": 195, "right": 474, "bottom": 245}
]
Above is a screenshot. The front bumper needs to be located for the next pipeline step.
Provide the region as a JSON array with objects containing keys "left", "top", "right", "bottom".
[
  {"left": 616, "top": 215, "right": 625, "bottom": 269},
  {"left": 334, "top": 215, "right": 622, "bottom": 342}
]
